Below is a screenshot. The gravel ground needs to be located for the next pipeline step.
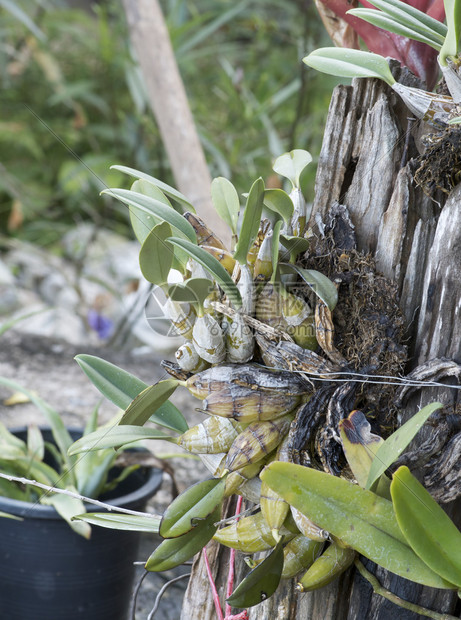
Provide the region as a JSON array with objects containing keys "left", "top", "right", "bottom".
[{"left": 0, "top": 330, "right": 208, "bottom": 619}]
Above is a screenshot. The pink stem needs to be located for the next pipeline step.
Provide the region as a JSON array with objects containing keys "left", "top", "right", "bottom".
[
  {"left": 203, "top": 546, "right": 225, "bottom": 620},
  {"left": 224, "top": 495, "right": 244, "bottom": 620}
]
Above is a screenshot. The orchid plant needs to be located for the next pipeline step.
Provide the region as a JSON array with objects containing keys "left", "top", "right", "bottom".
[{"left": 307, "top": 0, "right": 461, "bottom": 113}]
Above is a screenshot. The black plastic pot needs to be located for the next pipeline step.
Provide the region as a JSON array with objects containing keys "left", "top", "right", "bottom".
[{"left": 0, "top": 428, "right": 162, "bottom": 620}]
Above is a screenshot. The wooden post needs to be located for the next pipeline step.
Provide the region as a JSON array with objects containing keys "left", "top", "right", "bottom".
[
  {"left": 121, "top": 0, "right": 231, "bottom": 247},
  {"left": 180, "top": 66, "right": 461, "bottom": 619}
]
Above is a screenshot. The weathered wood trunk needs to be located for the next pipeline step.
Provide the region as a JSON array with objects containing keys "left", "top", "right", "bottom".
[{"left": 180, "top": 68, "right": 461, "bottom": 619}]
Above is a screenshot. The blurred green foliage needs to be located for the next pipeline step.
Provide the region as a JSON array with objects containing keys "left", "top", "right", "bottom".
[{"left": 0, "top": 0, "right": 336, "bottom": 246}]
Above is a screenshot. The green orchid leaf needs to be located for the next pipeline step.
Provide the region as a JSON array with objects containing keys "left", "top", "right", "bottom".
[
  {"left": 365, "top": 0, "right": 446, "bottom": 37},
  {"left": 391, "top": 466, "right": 461, "bottom": 587},
  {"left": 129, "top": 179, "right": 170, "bottom": 244},
  {"left": 233, "top": 177, "right": 265, "bottom": 265},
  {"left": 448, "top": 116, "right": 461, "bottom": 124},
  {"left": 41, "top": 492, "right": 91, "bottom": 539},
  {"left": 111, "top": 165, "right": 195, "bottom": 213},
  {"left": 280, "top": 235, "right": 310, "bottom": 256},
  {"left": 73, "top": 512, "right": 160, "bottom": 532},
  {"left": 68, "top": 425, "right": 177, "bottom": 455},
  {"left": 440, "top": 0, "right": 461, "bottom": 64},
  {"left": 139, "top": 221, "right": 174, "bottom": 286},
  {"left": 263, "top": 189, "right": 294, "bottom": 224},
  {"left": 120, "top": 380, "right": 179, "bottom": 426},
  {"left": 160, "top": 477, "right": 226, "bottom": 538},
  {"left": 366, "top": 402, "right": 443, "bottom": 490},
  {"left": 149, "top": 401, "right": 189, "bottom": 434},
  {"left": 339, "top": 410, "right": 388, "bottom": 494},
  {"left": 183, "top": 278, "right": 215, "bottom": 309},
  {"left": 146, "top": 504, "right": 221, "bottom": 572},
  {"left": 75, "top": 355, "right": 186, "bottom": 433},
  {"left": 75, "top": 355, "right": 148, "bottom": 409},
  {"left": 303, "top": 48, "right": 396, "bottom": 86},
  {"left": 270, "top": 219, "right": 284, "bottom": 277},
  {"left": 347, "top": 2, "right": 445, "bottom": 49},
  {"left": 273, "top": 150, "right": 312, "bottom": 188},
  {"left": 168, "top": 282, "right": 197, "bottom": 303},
  {"left": 226, "top": 538, "right": 284, "bottom": 608},
  {"left": 102, "top": 188, "right": 197, "bottom": 243},
  {"left": 281, "top": 265, "right": 338, "bottom": 310},
  {"left": 167, "top": 237, "right": 242, "bottom": 309},
  {"left": 211, "top": 177, "right": 240, "bottom": 235},
  {"left": 347, "top": 9, "right": 442, "bottom": 50},
  {"left": 261, "top": 462, "right": 455, "bottom": 589}
]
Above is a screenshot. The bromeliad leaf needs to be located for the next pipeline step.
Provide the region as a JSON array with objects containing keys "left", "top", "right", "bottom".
[
  {"left": 120, "top": 380, "right": 179, "bottom": 426},
  {"left": 166, "top": 237, "right": 242, "bottom": 309},
  {"left": 73, "top": 512, "right": 160, "bottom": 532},
  {"left": 233, "top": 177, "right": 265, "bottom": 265},
  {"left": 110, "top": 165, "right": 195, "bottom": 213},
  {"left": 75, "top": 355, "right": 147, "bottom": 409},
  {"left": 272, "top": 150, "right": 312, "bottom": 188},
  {"left": 160, "top": 477, "right": 226, "bottom": 538},
  {"left": 263, "top": 189, "right": 294, "bottom": 224},
  {"left": 281, "top": 265, "right": 338, "bottom": 310},
  {"left": 102, "top": 188, "right": 197, "bottom": 243},
  {"left": 261, "top": 462, "right": 454, "bottom": 589},
  {"left": 68, "top": 425, "right": 177, "bottom": 455},
  {"left": 391, "top": 466, "right": 461, "bottom": 587},
  {"left": 211, "top": 177, "right": 240, "bottom": 235},
  {"left": 303, "top": 48, "right": 396, "bottom": 86},
  {"left": 226, "top": 538, "right": 284, "bottom": 608},
  {"left": 365, "top": 402, "right": 443, "bottom": 490},
  {"left": 139, "top": 221, "right": 174, "bottom": 286},
  {"left": 145, "top": 505, "right": 221, "bottom": 572}
]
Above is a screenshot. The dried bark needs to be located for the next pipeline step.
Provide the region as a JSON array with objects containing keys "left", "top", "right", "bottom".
[{"left": 180, "top": 69, "right": 461, "bottom": 619}]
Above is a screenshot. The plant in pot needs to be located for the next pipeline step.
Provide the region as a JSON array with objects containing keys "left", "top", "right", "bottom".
[{"left": 0, "top": 377, "right": 163, "bottom": 620}]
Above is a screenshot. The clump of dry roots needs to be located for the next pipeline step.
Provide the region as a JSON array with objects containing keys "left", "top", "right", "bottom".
[{"left": 415, "top": 125, "right": 461, "bottom": 196}]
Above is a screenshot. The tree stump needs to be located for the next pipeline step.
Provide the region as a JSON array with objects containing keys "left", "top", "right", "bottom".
[{"left": 180, "top": 67, "right": 461, "bottom": 619}]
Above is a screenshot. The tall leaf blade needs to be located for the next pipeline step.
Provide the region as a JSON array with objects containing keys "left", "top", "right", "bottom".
[
  {"left": 303, "top": 48, "right": 396, "bottom": 86},
  {"left": 139, "top": 221, "right": 173, "bottom": 286},
  {"left": 167, "top": 237, "right": 242, "bottom": 308},
  {"left": 365, "top": 0, "right": 447, "bottom": 37},
  {"left": 75, "top": 355, "right": 147, "bottom": 409},
  {"left": 391, "top": 466, "right": 461, "bottom": 587},
  {"left": 211, "top": 177, "right": 240, "bottom": 235},
  {"left": 110, "top": 165, "right": 195, "bottom": 212},
  {"left": 120, "top": 380, "right": 179, "bottom": 426},
  {"left": 73, "top": 512, "right": 160, "bottom": 532},
  {"left": 102, "top": 188, "right": 197, "bottom": 243},
  {"left": 233, "top": 177, "right": 265, "bottom": 265},
  {"left": 129, "top": 179, "right": 170, "bottom": 244},
  {"left": 68, "top": 425, "right": 177, "bottom": 455},
  {"left": 365, "top": 402, "right": 443, "bottom": 490},
  {"left": 347, "top": 9, "right": 442, "bottom": 50}
]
